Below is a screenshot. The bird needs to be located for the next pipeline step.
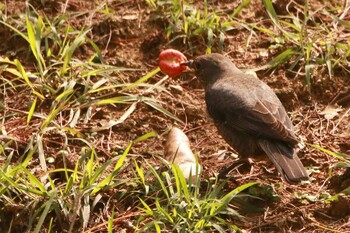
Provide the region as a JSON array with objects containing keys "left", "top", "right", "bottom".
[{"left": 181, "top": 53, "right": 308, "bottom": 183}]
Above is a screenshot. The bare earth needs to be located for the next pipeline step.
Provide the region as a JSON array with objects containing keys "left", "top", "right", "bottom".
[{"left": 1, "top": 0, "right": 350, "bottom": 232}]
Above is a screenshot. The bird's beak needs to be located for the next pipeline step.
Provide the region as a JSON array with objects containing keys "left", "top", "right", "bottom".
[
  {"left": 180, "top": 60, "right": 194, "bottom": 68},
  {"left": 180, "top": 60, "right": 194, "bottom": 73}
]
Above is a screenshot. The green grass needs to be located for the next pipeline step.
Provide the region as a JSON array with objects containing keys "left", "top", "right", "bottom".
[
  {"left": 147, "top": 0, "right": 235, "bottom": 53},
  {"left": 136, "top": 163, "right": 258, "bottom": 232},
  {"left": 148, "top": 0, "right": 350, "bottom": 86},
  {"left": 0, "top": 2, "right": 257, "bottom": 232},
  {"left": 261, "top": 0, "right": 350, "bottom": 86},
  {"left": 0, "top": 3, "right": 171, "bottom": 232},
  {"left": 1, "top": 1, "right": 349, "bottom": 232}
]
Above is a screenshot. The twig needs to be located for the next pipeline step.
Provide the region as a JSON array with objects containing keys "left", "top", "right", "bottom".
[{"left": 331, "top": 108, "right": 350, "bottom": 134}]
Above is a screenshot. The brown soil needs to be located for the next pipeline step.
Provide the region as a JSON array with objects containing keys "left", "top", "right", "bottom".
[{"left": 1, "top": 0, "right": 350, "bottom": 232}]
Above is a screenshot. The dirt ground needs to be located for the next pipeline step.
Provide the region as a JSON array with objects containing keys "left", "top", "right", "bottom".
[{"left": 1, "top": 0, "right": 350, "bottom": 232}]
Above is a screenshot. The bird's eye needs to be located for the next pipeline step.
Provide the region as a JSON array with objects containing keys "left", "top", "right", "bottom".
[{"left": 194, "top": 61, "right": 202, "bottom": 71}]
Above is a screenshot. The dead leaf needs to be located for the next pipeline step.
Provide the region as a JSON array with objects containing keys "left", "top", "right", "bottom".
[
  {"left": 164, "top": 127, "right": 201, "bottom": 182},
  {"left": 320, "top": 104, "right": 342, "bottom": 120},
  {"left": 122, "top": 14, "right": 138, "bottom": 20}
]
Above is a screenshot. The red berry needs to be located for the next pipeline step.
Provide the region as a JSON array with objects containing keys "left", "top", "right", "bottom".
[{"left": 159, "top": 49, "right": 188, "bottom": 77}]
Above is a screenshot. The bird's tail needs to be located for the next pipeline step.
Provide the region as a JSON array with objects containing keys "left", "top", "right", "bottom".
[{"left": 258, "top": 139, "right": 308, "bottom": 183}]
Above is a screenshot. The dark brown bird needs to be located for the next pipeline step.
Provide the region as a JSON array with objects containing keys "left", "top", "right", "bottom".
[{"left": 182, "top": 53, "right": 308, "bottom": 183}]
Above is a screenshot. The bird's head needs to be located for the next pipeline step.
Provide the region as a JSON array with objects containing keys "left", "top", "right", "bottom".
[{"left": 181, "top": 53, "right": 238, "bottom": 87}]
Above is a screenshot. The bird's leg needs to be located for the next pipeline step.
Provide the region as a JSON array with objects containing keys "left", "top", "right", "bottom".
[{"left": 218, "top": 158, "right": 254, "bottom": 179}]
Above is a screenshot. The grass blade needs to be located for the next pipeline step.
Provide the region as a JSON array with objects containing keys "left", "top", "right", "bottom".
[
  {"left": 25, "top": 8, "right": 45, "bottom": 73},
  {"left": 218, "top": 182, "right": 258, "bottom": 212},
  {"left": 33, "top": 193, "right": 55, "bottom": 233},
  {"left": 143, "top": 99, "right": 183, "bottom": 123},
  {"left": 121, "top": 67, "right": 160, "bottom": 92},
  {"left": 27, "top": 98, "right": 37, "bottom": 124},
  {"left": 61, "top": 29, "right": 90, "bottom": 74},
  {"left": 231, "top": 0, "right": 251, "bottom": 18},
  {"left": 262, "top": 0, "right": 280, "bottom": 27},
  {"left": 91, "top": 142, "right": 132, "bottom": 195},
  {"left": 95, "top": 95, "right": 139, "bottom": 105},
  {"left": 267, "top": 48, "right": 299, "bottom": 68}
]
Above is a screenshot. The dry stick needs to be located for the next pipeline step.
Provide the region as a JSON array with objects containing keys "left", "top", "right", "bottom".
[
  {"left": 104, "top": 23, "right": 113, "bottom": 53},
  {"left": 339, "top": 0, "right": 350, "bottom": 20},
  {"left": 330, "top": 108, "right": 350, "bottom": 134},
  {"left": 62, "top": 0, "right": 70, "bottom": 14},
  {"left": 143, "top": 75, "right": 169, "bottom": 94},
  {"left": 137, "top": 1, "right": 142, "bottom": 29}
]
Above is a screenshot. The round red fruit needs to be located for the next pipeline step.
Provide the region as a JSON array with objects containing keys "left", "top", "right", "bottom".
[{"left": 159, "top": 49, "right": 188, "bottom": 77}]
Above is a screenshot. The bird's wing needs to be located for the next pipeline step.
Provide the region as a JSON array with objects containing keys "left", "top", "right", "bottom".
[{"left": 205, "top": 83, "right": 297, "bottom": 144}]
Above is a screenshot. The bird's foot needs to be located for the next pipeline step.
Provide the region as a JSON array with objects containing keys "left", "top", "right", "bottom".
[{"left": 218, "top": 158, "right": 254, "bottom": 179}]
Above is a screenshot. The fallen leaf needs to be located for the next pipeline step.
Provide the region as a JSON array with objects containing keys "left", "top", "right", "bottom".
[
  {"left": 320, "top": 104, "right": 342, "bottom": 120},
  {"left": 164, "top": 127, "right": 201, "bottom": 182}
]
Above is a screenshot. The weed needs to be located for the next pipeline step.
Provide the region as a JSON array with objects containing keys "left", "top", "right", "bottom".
[
  {"left": 136, "top": 160, "right": 258, "bottom": 232},
  {"left": 0, "top": 3, "right": 179, "bottom": 232},
  {"left": 260, "top": 0, "right": 350, "bottom": 86},
  {"left": 148, "top": 0, "right": 350, "bottom": 87}
]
